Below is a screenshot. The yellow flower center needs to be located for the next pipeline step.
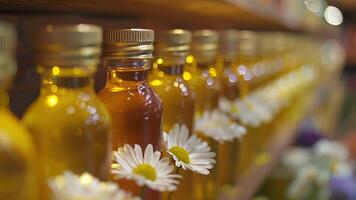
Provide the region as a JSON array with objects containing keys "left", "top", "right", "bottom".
[
  {"left": 133, "top": 163, "right": 157, "bottom": 181},
  {"left": 169, "top": 146, "right": 190, "bottom": 164},
  {"left": 79, "top": 173, "right": 94, "bottom": 186}
]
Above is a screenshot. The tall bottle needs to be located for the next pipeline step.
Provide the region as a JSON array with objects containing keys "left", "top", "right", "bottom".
[
  {"left": 149, "top": 29, "right": 195, "bottom": 200},
  {"left": 188, "top": 30, "right": 220, "bottom": 200},
  {"left": 217, "top": 30, "right": 241, "bottom": 188},
  {"left": 0, "top": 21, "right": 38, "bottom": 200},
  {"left": 99, "top": 29, "right": 162, "bottom": 199},
  {"left": 235, "top": 31, "right": 262, "bottom": 176},
  {"left": 22, "top": 24, "right": 112, "bottom": 196}
]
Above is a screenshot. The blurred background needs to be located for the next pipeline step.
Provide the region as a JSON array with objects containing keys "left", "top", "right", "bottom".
[{"left": 0, "top": 0, "right": 355, "bottom": 199}]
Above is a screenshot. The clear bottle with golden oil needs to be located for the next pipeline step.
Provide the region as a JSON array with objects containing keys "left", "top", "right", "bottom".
[
  {"left": 99, "top": 29, "right": 162, "bottom": 199},
  {"left": 149, "top": 29, "right": 195, "bottom": 200},
  {"left": 187, "top": 30, "right": 220, "bottom": 200},
  {"left": 234, "top": 31, "right": 262, "bottom": 177},
  {"left": 0, "top": 21, "right": 39, "bottom": 200},
  {"left": 258, "top": 32, "right": 289, "bottom": 140},
  {"left": 216, "top": 30, "right": 241, "bottom": 190},
  {"left": 22, "top": 24, "right": 111, "bottom": 198}
]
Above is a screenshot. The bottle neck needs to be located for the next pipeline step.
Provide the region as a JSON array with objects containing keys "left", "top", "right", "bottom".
[
  {"left": 196, "top": 60, "right": 216, "bottom": 70},
  {"left": 154, "top": 55, "right": 186, "bottom": 76},
  {"left": 104, "top": 58, "right": 150, "bottom": 90},
  {"left": 157, "top": 65, "right": 184, "bottom": 76},
  {"left": 39, "top": 65, "right": 95, "bottom": 95}
]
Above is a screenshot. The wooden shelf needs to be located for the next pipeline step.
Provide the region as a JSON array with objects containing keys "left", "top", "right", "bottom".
[
  {"left": 0, "top": 0, "right": 336, "bottom": 33},
  {"left": 219, "top": 92, "right": 313, "bottom": 200}
]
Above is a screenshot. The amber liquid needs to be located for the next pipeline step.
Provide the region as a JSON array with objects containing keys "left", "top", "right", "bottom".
[
  {"left": 187, "top": 62, "right": 220, "bottom": 200},
  {"left": 149, "top": 64, "right": 195, "bottom": 200},
  {"left": 0, "top": 92, "right": 38, "bottom": 200},
  {"left": 23, "top": 74, "right": 111, "bottom": 199},
  {"left": 99, "top": 66, "right": 162, "bottom": 199}
]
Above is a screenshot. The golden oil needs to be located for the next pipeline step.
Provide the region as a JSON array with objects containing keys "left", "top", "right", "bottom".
[
  {"left": 149, "top": 29, "right": 195, "bottom": 200},
  {"left": 99, "top": 29, "right": 162, "bottom": 199},
  {"left": 0, "top": 21, "right": 39, "bottom": 200},
  {"left": 187, "top": 30, "right": 220, "bottom": 200},
  {"left": 22, "top": 25, "right": 111, "bottom": 198}
]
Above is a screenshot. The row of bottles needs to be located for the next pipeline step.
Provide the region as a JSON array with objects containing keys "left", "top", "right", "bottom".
[{"left": 0, "top": 20, "right": 337, "bottom": 200}]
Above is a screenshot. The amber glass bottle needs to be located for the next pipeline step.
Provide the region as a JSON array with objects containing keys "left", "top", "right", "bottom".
[
  {"left": 217, "top": 30, "right": 240, "bottom": 189},
  {"left": 99, "top": 29, "right": 162, "bottom": 199},
  {"left": 149, "top": 29, "right": 195, "bottom": 200},
  {"left": 188, "top": 30, "right": 220, "bottom": 200},
  {"left": 0, "top": 21, "right": 38, "bottom": 200},
  {"left": 23, "top": 25, "right": 111, "bottom": 197},
  {"left": 235, "top": 31, "right": 261, "bottom": 176}
]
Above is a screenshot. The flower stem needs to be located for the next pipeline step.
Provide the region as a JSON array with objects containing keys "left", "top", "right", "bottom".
[
  {"left": 140, "top": 186, "right": 146, "bottom": 199},
  {"left": 166, "top": 168, "right": 181, "bottom": 200}
]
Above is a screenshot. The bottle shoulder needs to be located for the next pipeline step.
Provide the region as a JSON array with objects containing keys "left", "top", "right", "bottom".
[
  {"left": 23, "top": 91, "right": 111, "bottom": 126},
  {"left": 0, "top": 107, "right": 36, "bottom": 157},
  {"left": 99, "top": 84, "right": 162, "bottom": 111}
]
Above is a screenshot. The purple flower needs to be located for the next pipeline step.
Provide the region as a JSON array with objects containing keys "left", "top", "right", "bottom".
[
  {"left": 295, "top": 119, "right": 324, "bottom": 148},
  {"left": 329, "top": 176, "right": 356, "bottom": 200},
  {"left": 296, "top": 129, "right": 324, "bottom": 148}
]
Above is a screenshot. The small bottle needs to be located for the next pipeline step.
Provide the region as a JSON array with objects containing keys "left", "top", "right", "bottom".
[
  {"left": 22, "top": 24, "right": 111, "bottom": 195},
  {"left": 150, "top": 29, "right": 195, "bottom": 132},
  {"left": 218, "top": 30, "right": 240, "bottom": 101},
  {"left": 235, "top": 31, "right": 260, "bottom": 96},
  {"left": 188, "top": 30, "right": 220, "bottom": 200},
  {"left": 99, "top": 29, "right": 162, "bottom": 199},
  {"left": 235, "top": 31, "right": 263, "bottom": 176},
  {"left": 189, "top": 30, "right": 220, "bottom": 116},
  {"left": 0, "top": 21, "right": 38, "bottom": 200},
  {"left": 216, "top": 30, "right": 240, "bottom": 188},
  {"left": 149, "top": 29, "right": 195, "bottom": 200}
]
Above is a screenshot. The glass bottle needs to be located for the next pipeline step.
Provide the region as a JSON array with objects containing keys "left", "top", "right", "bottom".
[
  {"left": 216, "top": 30, "right": 241, "bottom": 189},
  {"left": 149, "top": 29, "right": 195, "bottom": 200},
  {"left": 188, "top": 30, "right": 220, "bottom": 200},
  {"left": 234, "top": 31, "right": 261, "bottom": 176},
  {"left": 235, "top": 31, "right": 260, "bottom": 96},
  {"left": 22, "top": 24, "right": 111, "bottom": 196},
  {"left": 99, "top": 29, "right": 162, "bottom": 199},
  {"left": 0, "top": 21, "right": 38, "bottom": 200}
]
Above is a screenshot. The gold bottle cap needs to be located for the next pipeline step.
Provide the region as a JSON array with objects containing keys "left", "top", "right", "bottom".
[
  {"left": 103, "top": 28, "right": 154, "bottom": 59},
  {"left": 0, "top": 21, "right": 17, "bottom": 85},
  {"left": 33, "top": 24, "right": 102, "bottom": 66},
  {"left": 192, "top": 30, "right": 219, "bottom": 63},
  {"left": 219, "top": 29, "right": 239, "bottom": 61},
  {"left": 237, "top": 30, "right": 260, "bottom": 57},
  {"left": 155, "top": 29, "right": 191, "bottom": 57}
]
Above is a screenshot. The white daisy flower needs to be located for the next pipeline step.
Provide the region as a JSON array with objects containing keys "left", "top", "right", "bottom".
[
  {"left": 48, "top": 171, "right": 139, "bottom": 200},
  {"left": 231, "top": 97, "right": 273, "bottom": 127},
  {"left": 218, "top": 97, "right": 233, "bottom": 114},
  {"left": 231, "top": 100, "right": 261, "bottom": 127},
  {"left": 195, "top": 109, "right": 246, "bottom": 143},
  {"left": 313, "top": 139, "right": 349, "bottom": 162},
  {"left": 112, "top": 144, "right": 181, "bottom": 192},
  {"left": 163, "top": 124, "right": 216, "bottom": 175},
  {"left": 282, "top": 147, "right": 312, "bottom": 173}
]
